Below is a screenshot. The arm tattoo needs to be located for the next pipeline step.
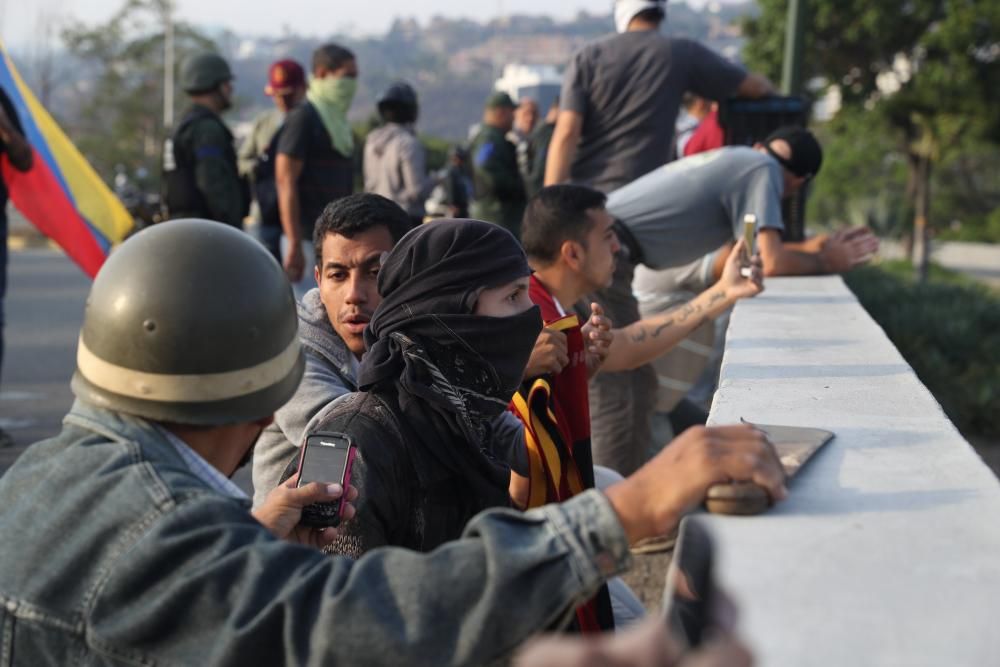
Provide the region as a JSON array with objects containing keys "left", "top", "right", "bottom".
[
  {"left": 630, "top": 295, "right": 716, "bottom": 343},
  {"left": 674, "top": 302, "right": 698, "bottom": 324},
  {"left": 707, "top": 290, "right": 727, "bottom": 307},
  {"left": 651, "top": 317, "right": 675, "bottom": 338}
]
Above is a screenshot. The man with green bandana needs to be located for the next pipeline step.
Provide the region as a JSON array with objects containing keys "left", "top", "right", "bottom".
[{"left": 276, "top": 43, "right": 357, "bottom": 299}]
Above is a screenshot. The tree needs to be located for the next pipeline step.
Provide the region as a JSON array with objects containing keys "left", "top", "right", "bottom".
[
  {"left": 744, "top": 0, "right": 1000, "bottom": 280},
  {"left": 60, "top": 0, "right": 214, "bottom": 186},
  {"left": 806, "top": 107, "right": 909, "bottom": 235}
]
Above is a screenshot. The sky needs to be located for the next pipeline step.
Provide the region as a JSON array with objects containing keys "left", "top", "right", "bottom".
[{"left": 0, "top": 0, "right": 726, "bottom": 50}]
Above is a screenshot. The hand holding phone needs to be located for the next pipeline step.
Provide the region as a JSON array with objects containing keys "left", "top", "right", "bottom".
[{"left": 295, "top": 432, "right": 357, "bottom": 528}]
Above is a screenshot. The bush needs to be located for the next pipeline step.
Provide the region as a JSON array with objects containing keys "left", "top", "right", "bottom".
[{"left": 844, "top": 262, "right": 1000, "bottom": 436}]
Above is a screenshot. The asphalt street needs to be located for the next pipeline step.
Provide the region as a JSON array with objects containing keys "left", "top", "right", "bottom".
[{"left": 0, "top": 248, "right": 86, "bottom": 473}]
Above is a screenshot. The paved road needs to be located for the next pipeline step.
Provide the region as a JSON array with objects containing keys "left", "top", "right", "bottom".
[
  {"left": 881, "top": 239, "right": 1000, "bottom": 289},
  {"left": 0, "top": 249, "right": 87, "bottom": 473}
]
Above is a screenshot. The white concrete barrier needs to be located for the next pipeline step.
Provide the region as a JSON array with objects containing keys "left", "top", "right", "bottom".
[{"left": 706, "top": 275, "right": 1000, "bottom": 666}]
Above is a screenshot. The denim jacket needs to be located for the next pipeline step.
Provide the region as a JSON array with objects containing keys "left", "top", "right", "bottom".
[{"left": 0, "top": 401, "right": 632, "bottom": 666}]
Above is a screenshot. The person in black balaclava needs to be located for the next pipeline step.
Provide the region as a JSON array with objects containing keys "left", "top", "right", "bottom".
[{"left": 310, "top": 219, "right": 543, "bottom": 557}]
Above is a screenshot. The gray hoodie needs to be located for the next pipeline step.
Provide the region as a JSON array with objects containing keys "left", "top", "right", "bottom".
[
  {"left": 363, "top": 123, "right": 435, "bottom": 217},
  {"left": 251, "top": 288, "right": 357, "bottom": 507}
]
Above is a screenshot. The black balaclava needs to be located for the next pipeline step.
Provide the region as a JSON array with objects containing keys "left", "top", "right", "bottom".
[{"left": 359, "top": 219, "right": 542, "bottom": 503}]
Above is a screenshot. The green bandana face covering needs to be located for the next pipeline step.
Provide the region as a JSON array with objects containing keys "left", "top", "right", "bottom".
[{"left": 306, "top": 76, "right": 357, "bottom": 157}]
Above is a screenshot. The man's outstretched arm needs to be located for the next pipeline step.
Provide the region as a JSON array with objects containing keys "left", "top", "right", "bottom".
[
  {"left": 599, "top": 240, "right": 762, "bottom": 373},
  {"left": 758, "top": 227, "right": 879, "bottom": 277}
]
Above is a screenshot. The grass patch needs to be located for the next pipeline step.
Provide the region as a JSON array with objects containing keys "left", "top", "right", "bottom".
[{"left": 844, "top": 261, "right": 1000, "bottom": 437}]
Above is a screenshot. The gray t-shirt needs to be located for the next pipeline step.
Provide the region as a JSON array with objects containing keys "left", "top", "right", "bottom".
[
  {"left": 608, "top": 146, "right": 785, "bottom": 270},
  {"left": 561, "top": 31, "right": 747, "bottom": 194}
]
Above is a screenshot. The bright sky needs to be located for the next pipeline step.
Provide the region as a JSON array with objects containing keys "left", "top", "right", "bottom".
[{"left": 1, "top": 0, "right": 725, "bottom": 50}]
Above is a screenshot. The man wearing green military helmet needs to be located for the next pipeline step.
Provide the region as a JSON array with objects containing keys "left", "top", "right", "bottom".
[{"left": 163, "top": 52, "right": 248, "bottom": 227}]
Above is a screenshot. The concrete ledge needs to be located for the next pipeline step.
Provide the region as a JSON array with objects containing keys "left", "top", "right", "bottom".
[{"left": 706, "top": 275, "right": 1000, "bottom": 665}]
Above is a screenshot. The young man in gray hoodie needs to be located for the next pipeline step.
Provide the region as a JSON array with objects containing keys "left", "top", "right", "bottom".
[
  {"left": 363, "top": 82, "right": 437, "bottom": 225},
  {"left": 251, "top": 194, "right": 412, "bottom": 505}
]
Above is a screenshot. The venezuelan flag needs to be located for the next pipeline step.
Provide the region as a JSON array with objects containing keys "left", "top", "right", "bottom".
[{"left": 0, "top": 40, "right": 133, "bottom": 278}]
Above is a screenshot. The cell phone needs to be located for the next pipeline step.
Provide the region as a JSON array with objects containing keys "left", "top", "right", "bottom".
[
  {"left": 295, "top": 432, "right": 356, "bottom": 528},
  {"left": 661, "top": 517, "right": 716, "bottom": 650},
  {"left": 740, "top": 214, "right": 757, "bottom": 275}
]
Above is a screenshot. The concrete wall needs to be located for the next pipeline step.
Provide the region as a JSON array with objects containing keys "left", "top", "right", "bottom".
[{"left": 705, "top": 275, "right": 1000, "bottom": 665}]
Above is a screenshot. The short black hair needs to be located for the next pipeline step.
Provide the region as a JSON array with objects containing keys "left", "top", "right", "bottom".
[
  {"left": 521, "top": 185, "right": 608, "bottom": 265},
  {"left": 312, "top": 43, "right": 355, "bottom": 74},
  {"left": 313, "top": 194, "right": 414, "bottom": 268}
]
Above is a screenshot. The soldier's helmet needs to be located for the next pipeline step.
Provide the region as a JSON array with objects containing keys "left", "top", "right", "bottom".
[
  {"left": 71, "top": 220, "right": 304, "bottom": 425},
  {"left": 181, "top": 52, "right": 234, "bottom": 94}
]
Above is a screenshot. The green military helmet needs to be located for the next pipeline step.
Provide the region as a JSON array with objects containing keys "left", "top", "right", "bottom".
[
  {"left": 71, "top": 220, "right": 304, "bottom": 426},
  {"left": 181, "top": 52, "right": 233, "bottom": 94}
]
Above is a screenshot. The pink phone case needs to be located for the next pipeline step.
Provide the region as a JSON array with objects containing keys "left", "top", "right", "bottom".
[{"left": 295, "top": 434, "right": 357, "bottom": 521}]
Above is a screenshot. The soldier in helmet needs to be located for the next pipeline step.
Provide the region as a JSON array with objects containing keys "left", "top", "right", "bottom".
[
  {"left": 0, "top": 218, "right": 777, "bottom": 665},
  {"left": 163, "top": 52, "right": 247, "bottom": 227},
  {"left": 469, "top": 91, "right": 527, "bottom": 238},
  {"left": 363, "top": 81, "right": 435, "bottom": 226}
]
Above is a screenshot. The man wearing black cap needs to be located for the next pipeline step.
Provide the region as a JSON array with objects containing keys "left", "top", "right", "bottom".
[
  {"left": 608, "top": 126, "right": 879, "bottom": 278},
  {"left": 586, "top": 127, "right": 879, "bottom": 475},
  {"left": 470, "top": 92, "right": 527, "bottom": 237}
]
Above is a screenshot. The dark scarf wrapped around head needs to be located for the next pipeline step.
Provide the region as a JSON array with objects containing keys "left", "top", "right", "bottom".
[{"left": 359, "top": 219, "right": 542, "bottom": 505}]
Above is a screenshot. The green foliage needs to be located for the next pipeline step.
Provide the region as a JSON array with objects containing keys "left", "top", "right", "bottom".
[
  {"left": 743, "top": 0, "right": 940, "bottom": 103},
  {"left": 844, "top": 262, "right": 1000, "bottom": 436},
  {"left": 745, "top": 0, "right": 1000, "bottom": 243},
  {"left": 60, "top": 0, "right": 214, "bottom": 184},
  {"left": 806, "top": 107, "right": 909, "bottom": 235},
  {"left": 420, "top": 135, "right": 451, "bottom": 172},
  {"left": 806, "top": 107, "right": 1000, "bottom": 241}
]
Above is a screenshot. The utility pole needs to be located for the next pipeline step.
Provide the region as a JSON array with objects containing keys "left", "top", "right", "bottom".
[
  {"left": 163, "top": 3, "right": 175, "bottom": 129},
  {"left": 781, "top": 0, "right": 806, "bottom": 95}
]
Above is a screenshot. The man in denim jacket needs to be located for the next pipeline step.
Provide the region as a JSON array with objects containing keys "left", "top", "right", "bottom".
[{"left": 0, "top": 220, "right": 785, "bottom": 665}]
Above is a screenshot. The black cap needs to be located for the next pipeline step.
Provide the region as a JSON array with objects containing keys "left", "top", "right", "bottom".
[
  {"left": 764, "top": 126, "right": 823, "bottom": 178},
  {"left": 377, "top": 81, "right": 418, "bottom": 108}
]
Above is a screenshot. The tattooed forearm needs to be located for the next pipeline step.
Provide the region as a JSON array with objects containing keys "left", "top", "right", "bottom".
[
  {"left": 627, "top": 291, "right": 724, "bottom": 344},
  {"left": 706, "top": 289, "right": 727, "bottom": 307},
  {"left": 674, "top": 302, "right": 698, "bottom": 324},
  {"left": 651, "top": 318, "right": 675, "bottom": 337}
]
